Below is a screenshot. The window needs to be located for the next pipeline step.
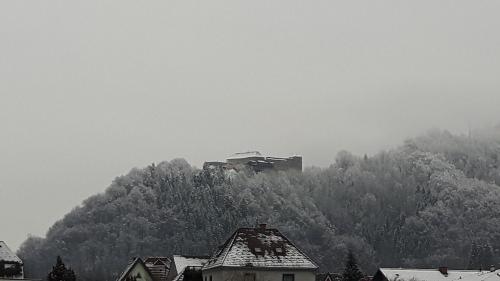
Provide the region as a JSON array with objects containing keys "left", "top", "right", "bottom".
[
  {"left": 209, "top": 275, "right": 212, "bottom": 281},
  {"left": 275, "top": 247, "right": 283, "bottom": 253},
  {"left": 244, "top": 273, "right": 256, "bottom": 281},
  {"left": 283, "top": 274, "right": 295, "bottom": 281}
]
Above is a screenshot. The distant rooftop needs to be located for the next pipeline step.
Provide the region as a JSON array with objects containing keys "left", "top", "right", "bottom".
[
  {"left": 172, "top": 255, "right": 209, "bottom": 274},
  {"left": 144, "top": 257, "right": 170, "bottom": 266},
  {"left": 0, "top": 241, "right": 22, "bottom": 263},
  {"left": 117, "top": 257, "right": 151, "bottom": 281},
  {"left": 377, "top": 268, "right": 500, "bottom": 281},
  {"left": 144, "top": 257, "right": 170, "bottom": 281}
]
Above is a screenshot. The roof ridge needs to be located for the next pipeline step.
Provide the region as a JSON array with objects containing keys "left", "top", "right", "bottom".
[
  {"left": 277, "top": 229, "right": 319, "bottom": 269},
  {"left": 117, "top": 257, "right": 156, "bottom": 281},
  {"left": 0, "top": 241, "right": 22, "bottom": 264},
  {"left": 218, "top": 229, "right": 240, "bottom": 267},
  {"left": 173, "top": 255, "right": 210, "bottom": 259}
]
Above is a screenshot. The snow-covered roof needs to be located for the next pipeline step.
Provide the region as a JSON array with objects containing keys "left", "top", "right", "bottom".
[
  {"left": 203, "top": 226, "right": 318, "bottom": 270},
  {"left": 144, "top": 257, "right": 170, "bottom": 281},
  {"left": 378, "top": 268, "right": 500, "bottom": 281},
  {"left": 145, "top": 257, "right": 170, "bottom": 266},
  {"left": 117, "top": 257, "right": 153, "bottom": 281},
  {"left": 172, "top": 256, "right": 209, "bottom": 274},
  {"left": 266, "top": 156, "right": 301, "bottom": 161},
  {"left": 0, "top": 241, "right": 22, "bottom": 263},
  {"left": 226, "top": 151, "right": 263, "bottom": 160}
]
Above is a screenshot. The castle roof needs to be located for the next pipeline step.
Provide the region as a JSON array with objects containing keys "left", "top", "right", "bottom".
[{"left": 226, "top": 151, "right": 263, "bottom": 160}]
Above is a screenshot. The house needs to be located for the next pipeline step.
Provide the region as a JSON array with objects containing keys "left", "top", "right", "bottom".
[
  {"left": 0, "top": 241, "right": 24, "bottom": 280},
  {"left": 316, "top": 273, "right": 342, "bottom": 281},
  {"left": 144, "top": 257, "right": 171, "bottom": 281},
  {"left": 202, "top": 224, "right": 318, "bottom": 281},
  {"left": 166, "top": 255, "right": 209, "bottom": 281},
  {"left": 117, "top": 258, "right": 154, "bottom": 281},
  {"left": 372, "top": 267, "right": 500, "bottom": 281}
]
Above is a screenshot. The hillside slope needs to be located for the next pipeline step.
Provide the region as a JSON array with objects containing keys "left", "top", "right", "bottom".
[{"left": 18, "top": 129, "right": 500, "bottom": 281}]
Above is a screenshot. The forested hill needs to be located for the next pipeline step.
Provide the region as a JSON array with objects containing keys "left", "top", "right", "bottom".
[{"left": 18, "top": 129, "right": 500, "bottom": 281}]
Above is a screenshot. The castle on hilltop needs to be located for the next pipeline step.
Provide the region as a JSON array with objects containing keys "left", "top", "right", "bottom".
[{"left": 203, "top": 151, "right": 302, "bottom": 172}]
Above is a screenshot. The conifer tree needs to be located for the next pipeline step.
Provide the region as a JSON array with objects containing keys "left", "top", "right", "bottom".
[
  {"left": 342, "top": 250, "right": 364, "bottom": 281},
  {"left": 47, "top": 256, "right": 76, "bottom": 281}
]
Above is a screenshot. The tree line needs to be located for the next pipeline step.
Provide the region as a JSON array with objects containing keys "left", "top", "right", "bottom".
[{"left": 17, "top": 128, "right": 500, "bottom": 281}]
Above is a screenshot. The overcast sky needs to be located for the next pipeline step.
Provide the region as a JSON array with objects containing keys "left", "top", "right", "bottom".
[{"left": 1, "top": 1, "right": 500, "bottom": 251}]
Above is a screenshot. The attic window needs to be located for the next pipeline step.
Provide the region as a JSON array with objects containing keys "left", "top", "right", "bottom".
[
  {"left": 254, "top": 247, "right": 262, "bottom": 253},
  {"left": 276, "top": 247, "right": 283, "bottom": 253}
]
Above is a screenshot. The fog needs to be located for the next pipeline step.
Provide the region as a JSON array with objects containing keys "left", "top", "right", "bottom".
[{"left": 1, "top": 0, "right": 500, "bottom": 251}]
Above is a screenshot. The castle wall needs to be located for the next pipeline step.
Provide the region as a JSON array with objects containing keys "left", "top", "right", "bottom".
[{"left": 203, "top": 153, "right": 302, "bottom": 173}]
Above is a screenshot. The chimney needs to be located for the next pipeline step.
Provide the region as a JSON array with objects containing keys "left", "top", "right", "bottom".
[{"left": 439, "top": 267, "right": 448, "bottom": 276}]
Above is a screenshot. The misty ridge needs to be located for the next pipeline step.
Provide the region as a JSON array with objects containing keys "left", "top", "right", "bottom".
[{"left": 15, "top": 127, "right": 500, "bottom": 281}]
